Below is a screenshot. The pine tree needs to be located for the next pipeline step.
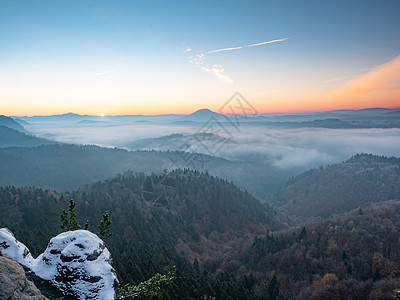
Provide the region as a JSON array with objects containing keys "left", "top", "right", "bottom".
[
  {"left": 83, "top": 220, "right": 90, "bottom": 230},
  {"left": 267, "top": 275, "right": 280, "bottom": 300},
  {"left": 60, "top": 209, "right": 69, "bottom": 232},
  {"left": 98, "top": 211, "right": 112, "bottom": 240},
  {"left": 59, "top": 199, "right": 81, "bottom": 232},
  {"left": 68, "top": 199, "right": 81, "bottom": 231}
]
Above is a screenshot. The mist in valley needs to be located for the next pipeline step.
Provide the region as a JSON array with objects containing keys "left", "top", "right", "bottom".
[{"left": 17, "top": 110, "right": 400, "bottom": 174}]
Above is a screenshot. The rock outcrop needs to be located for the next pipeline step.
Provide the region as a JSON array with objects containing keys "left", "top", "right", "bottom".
[
  {"left": 0, "top": 228, "right": 118, "bottom": 300},
  {"left": 0, "top": 251, "right": 47, "bottom": 299},
  {"left": 0, "top": 228, "right": 35, "bottom": 266},
  {"left": 34, "top": 230, "right": 118, "bottom": 299}
]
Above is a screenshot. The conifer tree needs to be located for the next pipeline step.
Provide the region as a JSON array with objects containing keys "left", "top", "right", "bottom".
[
  {"left": 83, "top": 220, "right": 90, "bottom": 230},
  {"left": 267, "top": 275, "right": 280, "bottom": 300},
  {"left": 60, "top": 199, "right": 81, "bottom": 232},
  {"left": 68, "top": 199, "right": 81, "bottom": 231},
  {"left": 98, "top": 211, "right": 112, "bottom": 240},
  {"left": 60, "top": 209, "right": 69, "bottom": 232}
]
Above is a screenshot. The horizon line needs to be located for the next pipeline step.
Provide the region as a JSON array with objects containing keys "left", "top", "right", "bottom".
[{"left": 7, "top": 106, "right": 400, "bottom": 118}]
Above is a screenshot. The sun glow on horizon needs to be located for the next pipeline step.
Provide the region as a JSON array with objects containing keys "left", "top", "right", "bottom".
[
  {"left": 4, "top": 52, "right": 399, "bottom": 117},
  {"left": 1, "top": 2, "right": 399, "bottom": 118}
]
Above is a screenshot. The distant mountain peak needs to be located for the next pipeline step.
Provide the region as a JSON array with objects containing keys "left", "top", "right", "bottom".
[
  {"left": 62, "top": 112, "right": 81, "bottom": 116},
  {"left": 179, "top": 108, "right": 225, "bottom": 121},
  {"left": 190, "top": 108, "right": 215, "bottom": 115}
]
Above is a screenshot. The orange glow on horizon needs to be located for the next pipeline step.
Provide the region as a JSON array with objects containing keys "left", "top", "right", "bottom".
[
  {"left": 6, "top": 102, "right": 400, "bottom": 117},
  {"left": 3, "top": 54, "right": 399, "bottom": 117},
  {"left": 324, "top": 54, "right": 400, "bottom": 110}
]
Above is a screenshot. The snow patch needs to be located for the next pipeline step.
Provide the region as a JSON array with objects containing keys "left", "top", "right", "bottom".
[
  {"left": 0, "top": 228, "right": 118, "bottom": 299},
  {"left": 0, "top": 228, "right": 35, "bottom": 266}
]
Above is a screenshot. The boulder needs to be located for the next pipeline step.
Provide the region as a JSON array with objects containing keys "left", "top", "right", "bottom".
[
  {"left": 0, "top": 228, "right": 118, "bottom": 300},
  {"left": 0, "top": 253, "right": 47, "bottom": 299},
  {"left": 0, "top": 228, "right": 35, "bottom": 266},
  {"left": 34, "top": 230, "right": 118, "bottom": 299}
]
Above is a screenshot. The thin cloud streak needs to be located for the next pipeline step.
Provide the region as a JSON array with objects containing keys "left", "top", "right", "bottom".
[
  {"left": 246, "top": 38, "right": 288, "bottom": 47},
  {"left": 187, "top": 37, "right": 289, "bottom": 84},
  {"left": 203, "top": 38, "right": 288, "bottom": 55},
  {"left": 206, "top": 46, "right": 243, "bottom": 54},
  {"left": 200, "top": 65, "right": 233, "bottom": 84}
]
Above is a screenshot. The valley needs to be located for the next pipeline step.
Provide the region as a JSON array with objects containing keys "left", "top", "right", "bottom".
[{"left": 1, "top": 111, "right": 400, "bottom": 298}]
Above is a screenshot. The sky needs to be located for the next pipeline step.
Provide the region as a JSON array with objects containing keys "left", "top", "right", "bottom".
[{"left": 1, "top": 0, "right": 399, "bottom": 116}]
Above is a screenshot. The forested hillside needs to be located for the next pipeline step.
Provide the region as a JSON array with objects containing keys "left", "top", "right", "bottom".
[
  {"left": 0, "top": 144, "right": 289, "bottom": 196},
  {"left": 0, "top": 115, "right": 27, "bottom": 133},
  {"left": 241, "top": 200, "right": 400, "bottom": 299},
  {"left": 0, "top": 170, "right": 282, "bottom": 299},
  {"left": 2, "top": 155, "right": 400, "bottom": 298},
  {"left": 272, "top": 154, "right": 400, "bottom": 220},
  {"left": 0, "top": 115, "right": 55, "bottom": 147},
  {"left": 0, "top": 126, "right": 55, "bottom": 148}
]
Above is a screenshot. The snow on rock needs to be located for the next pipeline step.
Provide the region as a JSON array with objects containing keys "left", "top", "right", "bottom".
[
  {"left": 33, "top": 230, "right": 118, "bottom": 299},
  {"left": 0, "top": 228, "right": 35, "bottom": 267},
  {"left": 0, "top": 228, "right": 118, "bottom": 300}
]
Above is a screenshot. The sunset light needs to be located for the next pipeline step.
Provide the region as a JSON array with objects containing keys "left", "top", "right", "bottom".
[
  {"left": 1, "top": 2, "right": 400, "bottom": 298},
  {"left": 1, "top": 1, "right": 399, "bottom": 116}
]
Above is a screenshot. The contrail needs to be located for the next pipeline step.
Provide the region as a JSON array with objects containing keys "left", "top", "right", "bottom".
[
  {"left": 247, "top": 38, "right": 288, "bottom": 47},
  {"left": 188, "top": 37, "right": 289, "bottom": 84},
  {"left": 206, "top": 46, "right": 243, "bottom": 54},
  {"left": 202, "top": 38, "right": 288, "bottom": 56}
]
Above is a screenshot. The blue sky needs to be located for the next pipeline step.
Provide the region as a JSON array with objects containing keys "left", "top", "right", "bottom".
[{"left": 1, "top": 0, "right": 400, "bottom": 115}]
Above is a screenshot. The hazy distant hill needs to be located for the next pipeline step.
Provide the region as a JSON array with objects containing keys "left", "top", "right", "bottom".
[
  {"left": 13, "top": 118, "right": 31, "bottom": 127},
  {"left": 0, "top": 144, "right": 290, "bottom": 196},
  {"left": 272, "top": 153, "right": 400, "bottom": 219},
  {"left": 77, "top": 119, "right": 110, "bottom": 126},
  {"left": 34, "top": 112, "right": 87, "bottom": 121},
  {"left": 15, "top": 108, "right": 400, "bottom": 134},
  {"left": 0, "top": 126, "right": 56, "bottom": 148},
  {"left": 384, "top": 109, "right": 400, "bottom": 116},
  {"left": 247, "top": 118, "right": 361, "bottom": 129},
  {"left": 126, "top": 133, "right": 187, "bottom": 150},
  {"left": 256, "top": 108, "right": 400, "bottom": 128},
  {"left": 0, "top": 115, "right": 27, "bottom": 133},
  {"left": 126, "top": 133, "right": 235, "bottom": 151}
]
